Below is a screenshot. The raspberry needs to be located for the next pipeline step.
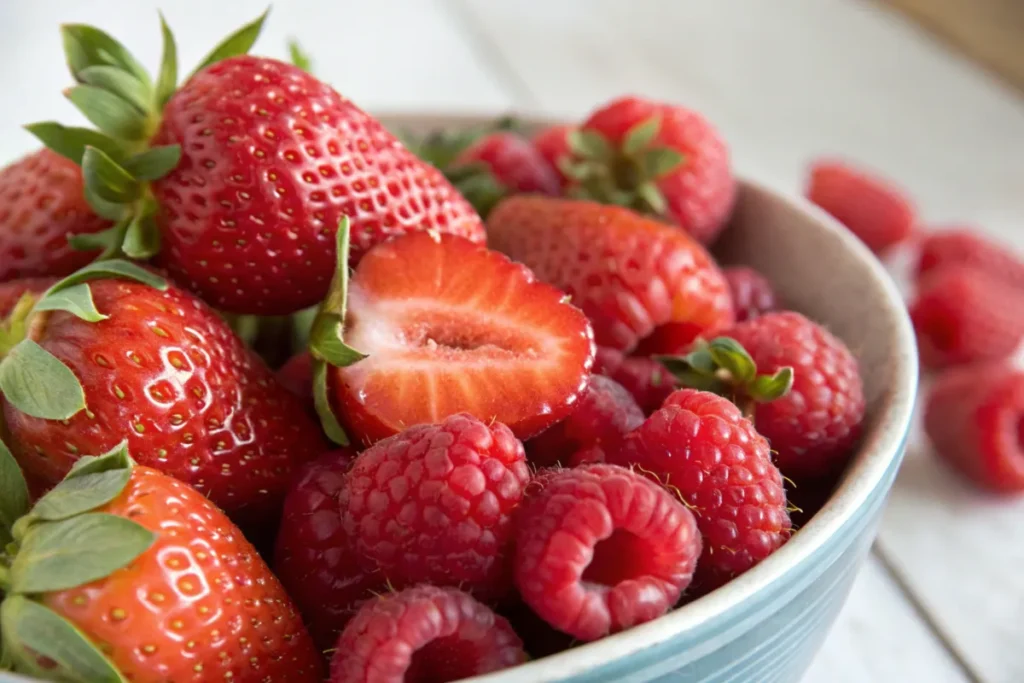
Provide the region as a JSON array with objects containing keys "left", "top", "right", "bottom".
[
  {"left": 697, "top": 313, "right": 866, "bottom": 480},
  {"left": 910, "top": 265, "right": 1024, "bottom": 369},
  {"left": 513, "top": 464, "right": 701, "bottom": 641},
  {"left": 340, "top": 413, "right": 531, "bottom": 600},
  {"left": 723, "top": 266, "right": 777, "bottom": 322},
  {"left": 610, "top": 390, "right": 790, "bottom": 589},
  {"left": 806, "top": 158, "right": 916, "bottom": 253},
  {"left": 633, "top": 322, "right": 708, "bottom": 356},
  {"left": 917, "top": 228, "right": 1024, "bottom": 291},
  {"left": 597, "top": 348, "right": 679, "bottom": 415},
  {"left": 924, "top": 363, "right": 1024, "bottom": 494},
  {"left": 527, "top": 375, "right": 644, "bottom": 468},
  {"left": 273, "top": 449, "right": 383, "bottom": 650},
  {"left": 329, "top": 585, "right": 527, "bottom": 683}
]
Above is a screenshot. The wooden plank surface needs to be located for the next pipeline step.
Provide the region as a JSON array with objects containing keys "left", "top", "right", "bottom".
[{"left": 4, "top": 1, "right": 1024, "bottom": 681}]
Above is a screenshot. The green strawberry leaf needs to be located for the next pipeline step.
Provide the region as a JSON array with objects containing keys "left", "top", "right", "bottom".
[
  {"left": 61, "top": 23, "right": 151, "bottom": 89},
  {"left": 65, "top": 85, "right": 150, "bottom": 141},
  {"left": 46, "top": 260, "right": 167, "bottom": 296},
  {"left": 67, "top": 222, "right": 129, "bottom": 258},
  {"left": 0, "top": 440, "right": 30, "bottom": 547},
  {"left": 0, "top": 340, "right": 85, "bottom": 421},
  {"left": 706, "top": 337, "right": 758, "bottom": 384},
  {"left": 748, "top": 366, "right": 795, "bottom": 403},
  {"left": 313, "top": 359, "right": 349, "bottom": 446},
  {"left": 122, "top": 205, "right": 161, "bottom": 260},
  {"left": 23, "top": 122, "right": 125, "bottom": 166},
  {"left": 122, "top": 145, "right": 181, "bottom": 181},
  {"left": 636, "top": 182, "right": 668, "bottom": 215},
  {"left": 450, "top": 170, "right": 507, "bottom": 219},
  {"left": 82, "top": 183, "right": 129, "bottom": 221},
  {"left": 622, "top": 115, "right": 661, "bottom": 155},
  {"left": 309, "top": 218, "right": 368, "bottom": 368},
  {"left": 191, "top": 9, "right": 269, "bottom": 77},
  {"left": 30, "top": 469, "right": 132, "bottom": 523},
  {"left": 567, "top": 129, "right": 613, "bottom": 161},
  {"left": 639, "top": 147, "right": 685, "bottom": 179},
  {"left": 77, "top": 65, "right": 152, "bottom": 114},
  {"left": 1, "top": 596, "right": 126, "bottom": 682},
  {"left": 10, "top": 513, "right": 154, "bottom": 594},
  {"left": 32, "top": 283, "right": 106, "bottom": 323},
  {"left": 154, "top": 12, "right": 178, "bottom": 109},
  {"left": 82, "top": 146, "right": 141, "bottom": 204},
  {"left": 67, "top": 441, "right": 132, "bottom": 478},
  {"left": 288, "top": 38, "right": 313, "bottom": 72}
]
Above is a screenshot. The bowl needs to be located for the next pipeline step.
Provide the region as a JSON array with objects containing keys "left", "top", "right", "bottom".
[
  {"left": 383, "top": 114, "right": 919, "bottom": 683},
  {"left": 0, "top": 115, "right": 918, "bottom": 683}
]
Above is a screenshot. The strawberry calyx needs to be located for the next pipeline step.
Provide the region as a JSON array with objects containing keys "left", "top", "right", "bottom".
[
  {"left": 309, "top": 217, "right": 367, "bottom": 446},
  {"left": 26, "top": 10, "right": 270, "bottom": 264},
  {"left": 656, "top": 336, "right": 794, "bottom": 418},
  {"left": 0, "top": 439, "right": 150, "bottom": 681},
  {"left": 562, "top": 115, "right": 685, "bottom": 217},
  {"left": 0, "top": 261, "right": 166, "bottom": 422}
]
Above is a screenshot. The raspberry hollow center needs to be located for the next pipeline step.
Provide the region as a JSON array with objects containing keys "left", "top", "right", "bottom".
[
  {"left": 406, "top": 636, "right": 477, "bottom": 683},
  {"left": 581, "top": 529, "right": 655, "bottom": 587}
]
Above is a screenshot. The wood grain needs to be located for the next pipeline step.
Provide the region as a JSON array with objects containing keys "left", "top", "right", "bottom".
[{"left": 882, "top": 0, "right": 1024, "bottom": 92}]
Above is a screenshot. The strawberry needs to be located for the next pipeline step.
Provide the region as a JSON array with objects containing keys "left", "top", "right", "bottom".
[
  {"left": 0, "top": 149, "right": 111, "bottom": 283},
  {"left": 916, "top": 228, "right": 1024, "bottom": 291},
  {"left": 806, "top": 159, "right": 916, "bottom": 254},
  {"left": 563, "top": 96, "right": 735, "bottom": 244},
  {"left": 531, "top": 124, "right": 575, "bottom": 189},
  {"left": 487, "top": 196, "right": 734, "bottom": 352},
  {"left": 0, "top": 278, "right": 55, "bottom": 317},
  {"left": 30, "top": 14, "right": 484, "bottom": 316},
  {"left": 447, "top": 131, "right": 561, "bottom": 216},
  {"left": 0, "top": 261, "right": 325, "bottom": 523},
  {"left": 308, "top": 219, "right": 594, "bottom": 448},
  {"left": 0, "top": 441, "right": 322, "bottom": 681}
]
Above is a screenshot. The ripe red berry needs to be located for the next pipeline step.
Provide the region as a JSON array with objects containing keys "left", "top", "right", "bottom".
[
  {"left": 453, "top": 131, "right": 561, "bottom": 207},
  {"left": 924, "top": 363, "right": 1024, "bottom": 494},
  {"left": 723, "top": 266, "right": 777, "bottom": 322},
  {"left": 276, "top": 351, "right": 314, "bottom": 412},
  {"left": 340, "top": 414, "right": 531, "bottom": 600},
  {"left": 531, "top": 124, "right": 575, "bottom": 189},
  {"left": 916, "top": 228, "right": 1024, "bottom": 291},
  {"left": 274, "top": 449, "right": 384, "bottom": 650},
  {"left": 713, "top": 312, "right": 866, "bottom": 480},
  {"left": 597, "top": 349, "right": 679, "bottom": 415},
  {"left": 610, "top": 389, "right": 791, "bottom": 589},
  {"left": 526, "top": 375, "right": 644, "bottom": 468},
  {"left": 514, "top": 464, "right": 701, "bottom": 640},
  {"left": 806, "top": 159, "right": 916, "bottom": 254},
  {"left": 910, "top": 265, "right": 1024, "bottom": 369},
  {"left": 329, "top": 585, "right": 527, "bottom": 683}
]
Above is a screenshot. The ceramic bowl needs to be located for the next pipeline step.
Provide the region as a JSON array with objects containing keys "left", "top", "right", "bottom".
[
  {"left": 0, "top": 115, "right": 918, "bottom": 683},
  {"left": 384, "top": 115, "right": 918, "bottom": 683}
]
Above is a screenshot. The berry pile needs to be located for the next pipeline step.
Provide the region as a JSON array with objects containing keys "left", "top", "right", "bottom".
[{"left": 0, "top": 13, "right": 873, "bottom": 683}]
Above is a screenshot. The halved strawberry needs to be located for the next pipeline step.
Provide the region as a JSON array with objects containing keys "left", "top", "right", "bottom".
[{"left": 310, "top": 220, "right": 595, "bottom": 447}]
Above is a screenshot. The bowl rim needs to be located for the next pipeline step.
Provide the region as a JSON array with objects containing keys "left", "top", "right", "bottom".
[{"left": 376, "top": 112, "right": 919, "bottom": 682}]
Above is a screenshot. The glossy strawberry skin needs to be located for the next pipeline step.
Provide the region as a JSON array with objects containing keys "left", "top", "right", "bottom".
[
  {"left": 531, "top": 124, "right": 574, "bottom": 189},
  {"left": 45, "top": 467, "right": 323, "bottom": 682},
  {"left": 150, "top": 56, "right": 485, "bottom": 315},
  {"left": 456, "top": 132, "right": 561, "bottom": 195},
  {"left": 0, "top": 149, "right": 109, "bottom": 282},
  {"left": 329, "top": 231, "right": 595, "bottom": 447},
  {"left": 3, "top": 279, "right": 326, "bottom": 521},
  {"left": 487, "top": 196, "right": 734, "bottom": 353},
  {"left": 580, "top": 97, "right": 736, "bottom": 244}
]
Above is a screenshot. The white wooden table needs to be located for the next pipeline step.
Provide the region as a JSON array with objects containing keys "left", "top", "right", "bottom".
[{"left": 3, "top": 2, "right": 1023, "bottom": 681}]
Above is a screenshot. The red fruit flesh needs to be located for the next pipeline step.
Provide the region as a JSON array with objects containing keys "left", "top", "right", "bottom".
[
  {"left": 910, "top": 265, "right": 1024, "bottom": 369},
  {"left": 151, "top": 55, "right": 485, "bottom": 315},
  {"left": 3, "top": 279, "right": 325, "bottom": 520},
  {"left": 526, "top": 375, "right": 644, "bottom": 467},
  {"left": 456, "top": 131, "right": 561, "bottom": 195},
  {"left": 487, "top": 196, "right": 734, "bottom": 353},
  {"left": 531, "top": 124, "right": 575, "bottom": 189},
  {"left": 513, "top": 464, "right": 702, "bottom": 640},
  {"left": 721, "top": 312, "right": 865, "bottom": 480},
  {"left": 340, "top": 414, "right": 531, "bottom": 600},
  {"left": 329, "top": 585, "right": 526, "bottom": 683},
  {"left": 580, "top": 96, "right": 736, "bottom": 245},
  {"left": 806, "top": 159, "right": 916, "bottom": 254},
  {"left": 274, "top": 448, "right": 383, "bottom": 650},
  {"left": 723, "top": 266, "right": 777, "bottom": 322},
  {"left": 917, "top": 228, "right": 1024, "bottom": 291},
  {"left": 610, "top": 389, "right": 791, "bottom": 589},
  {"left": 924, "top": 363, "right": 1024, "bottom": 493},
  {"left": 329, "top": 231, "right": 595, "bottom": 446},
  {"left": 0, "top": 149, "right": 110, "bottom": 282}
]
